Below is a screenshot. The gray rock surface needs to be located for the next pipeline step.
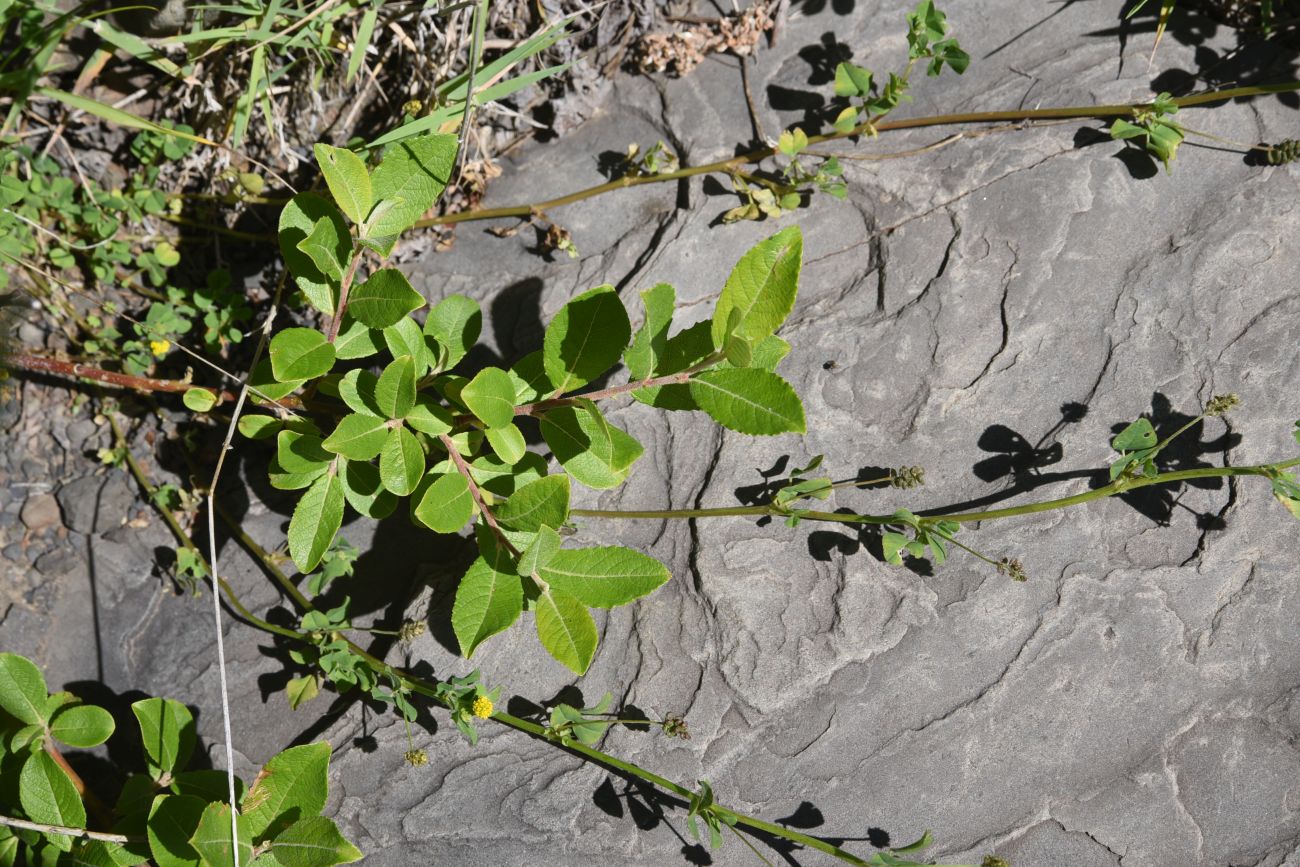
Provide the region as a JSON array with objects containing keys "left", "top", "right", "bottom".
[{"left": 5, "top": 1, "right": 1300, "bottom": 866}]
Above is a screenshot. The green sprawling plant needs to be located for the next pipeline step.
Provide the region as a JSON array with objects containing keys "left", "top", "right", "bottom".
[
  {"left": 0, "top": 652, "right": 360, "bottom": 867},
  {"left": 231, "top": 129, "right": 809, "bottom": 675}
]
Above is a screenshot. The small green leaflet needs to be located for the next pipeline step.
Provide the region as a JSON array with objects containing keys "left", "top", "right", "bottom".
[
  {"left": 183, "top": 388, "right": 218, "bottom": 412},
  {"left": 631, "top": 320, "right": 714, "bottom": 410},
  {"left": 48, "top": 703, "right": 115, "bottom": 748},
  {"left": 296, "top": 218, "right": 345, "bottom": 281},
  {"left": 689, "top": 368, "right": 806, "bottom": 435},
  {"left": 540, "top": 404, "right": 644, "bottom": 489},
  {"left": 265, "top": 816, "right": 363, "bottom": 866},
  {"left": 340, "top": 460, "right": 397, "bottom": 520},
  {"left": 495, "top": 473, "right": 570, "bottom": 532},
  {"left": 517, "top": 525, "right": 562, "bottom": 577},
  {"left": 485, "top": 424, "right": 527, "bottom": 465},
  {"left": 379, "top": 426, "right": 424, "bottom": 496},
  {"left": 0, "top": 651, "right": 49, "bottom": 725},
  {"left": 289, "top": 473, "right": 345, "bottom": 573},
  {"left": 375, "top": 355, "right": 417, "bottom": 419},
  {"left": 461, "top": 366, "right": 517, "bottom": 429},
  {"left": 536, "top": 546, "right": 670, "bottom": 608},
  {"left": 535, "top": 588, "right": 599, "bottom": 675},
  {"left": 834, "top": 61, "right": 873, "bottom": 97},
  {"left": 624, "top": 283, "right": 674, "bottom": 381},
  {"left": 20, "top": 751, "right": 86, "bottom": 850},
  {"left": 334, "top": 317, "right": 384, "bottom": 360},
  {"left": 543, "top": 284, "right": 631, "bottom": 395},
  {"left": 1112, "top": 418, "right": 1157, "bottom": 451},
  {"left": 366, "top": 133, "right": 457, "bottom": 239},
  {"left": 322, "top": 414, "right": 389, "bottom": 461},
  {"left": 147, "top": 794, "right": 206, "bottom": 867},
  {"left": 413, "top": 471, "right": 474, "bottom": 533},
  {"left": 406, "top": 395, "right": 454, "bottom": 436},
  {"left": 383, "top": 317, "right": 434, "bottom": 378},
  {"left": 189, "top": 802, "right": 253, "bottom": 867},
  {"left": 710, "top": 225, "right": 802, "bottom": 347},
  {"left": 313, "top": 143, "right": 372, "bottom": 225},
  {"left": 424, "top": 294, "right": 481, "bottom": 369},
  {"left": 279, "top": 193, "right": 347, "bottom": 314},
  {"left": 452, "top": 553, "right": 525, "bottom": 657},
  {"left": 347, "top": 268, "right": 424, "bottom": 329},
  {"left": 240, "top": 742, "right": 331, "bottom": 841},
  {"left": 277, "top": 430, "right": 332, "bottom": 476},
  {"left": 286, "top": 675, "right": 320, "bottom": 711},
  {"left": 338, "top": 369, "right": 383, "bottom": 416},
  {"left": 132, "top": 697, "right": 196, "bottom": 777},
  {"left": 270, "top": 328, "right": 335, "bottom": 382}
]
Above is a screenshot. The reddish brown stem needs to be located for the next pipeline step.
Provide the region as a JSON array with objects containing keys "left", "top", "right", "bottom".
[
  {"left": 439, "top": 433, "right": 519, "bottom": 556},
  {"left": 515, "top": 353, "right": 723, "bottom": 416},
  {"left": 4, "top": 353, "right": 303, "bottom": 410},
  {"left": 325, "top": 248, "right": 365, "bottom": 344}
]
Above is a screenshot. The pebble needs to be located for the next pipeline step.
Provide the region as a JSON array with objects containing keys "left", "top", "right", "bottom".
[
  {"left": 20, "top": 493, "right": 61, "bottom": 532},
  {"left": 3, "top": 542, "right": 23, "bottom": 562},
  {"left": 17, "top": 322, "right": 42, "bottom": 346}
]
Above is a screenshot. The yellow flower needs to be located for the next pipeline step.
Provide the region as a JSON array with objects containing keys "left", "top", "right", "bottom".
[
  {"left": 471, "top": 696, "right": 493, "bottom": 718},
  {"left": 149, "top": 339, "right": 171, "bottom": 358}
]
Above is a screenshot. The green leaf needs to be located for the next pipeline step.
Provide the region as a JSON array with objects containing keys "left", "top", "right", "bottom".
[
  {"left": 537, "top": 546, "right": 669, "bottom": 608},
  {"left": 288, "top": 473, "right": 345, "bottom": 573},
  {"left": 270, "top": 328, "right": 335, "bottom": 382},
  {"left": 374, "top": 356, "right": 416, "bottom": 419},
  {"left": 535, "top": 588, "right": 598, "bottom": 675},
  {"left": 188, "top": 802, "right": 252, "bottom": 867},
  {"left": 378, "top": 427, "right": 423, "bottom": 496},
  {"left": 346, "top": 269, "right": 423, "bottom": 329},
  {"left": 690, "top": 368, "right": 805, "bottom": 435},
  {"left": 517, "top": 525, "right": 562, "bottom": 577},
  {"left": 882, "top": 531, "right": 909, "bottom": 565},
  {"left": 147, "top": 794, "right": 206, "bottom": 867},
  {"left": 171, "top": 770, "right": 248, "bottom": 805},
  {"left": 249, "top": 359, "right": 306, "bottom": 404},
  {"left": 405, "top": 396, "right": 453, "bottom": 436},
  {"left": 382, "top": 317, "right": 432, "bottom": 378},
  {"left": 423, "top": 295, "right": 481, "bottom": 370},
  {"left": 834, "top": 61, "right": 873, "bottom": 97},
  {"left": 1112, "top": 418, "right": 1157, "bottom": 451},
  {"left": 285, "top": 676, "right": 320, "bottom": 712},
  {"left": 338, "top": 460, "right": 396, "bottom": 520},
  {"left": 295, "top": 218, "right": 344, "bottom": 281},
  {"left": 0, "top": 652, "right": 48, "bottom": 725},
  {"left": 241, "top": 742, "right": 330, "bottom": 841},
  {"left": 470, "top": 452, "right": 548, "bottom": 497},
  {"left": 412, "top": 471, "right": 474, "bottom": 533},
  {"left": 313, "top": 144, "right": 372, "bottom": 225},
  {"left": 337, "top": 370, "right": 383, "bottom": 417},
  {"left": 132, "top": 698, "right": 195, "bottom": 778},
  {"left": 539, "top": 404, "right": 643, "bottom": 489},
  {"left": 278, "top": 193, "right": 347, "bottom": 314},
  {"left": 710, "top": 226, "right": 803, "bottom": 347},
  {"left": 366, "top": 133, "right": 457, "bottom": 238},
  {"left": 238, "top": 415, "right": 282, "bottom": 441},
  {"left": 332, "top": 317, "right": 383, "bottom": 360},
  {"left": 265, "top": 816, "right": 362, "bottom": 867},
  {"left": 543, "top": 284, "right": 631, "bottom": 395},
  {"left": 19, "top": 751, "right": 85, "bottom": 851},
  {"left": 276, "top": 431, "right": 332, "bottom": 477},
  {"left": 631, "top": 320, "right": 714, "bottom": 410},
  {"left": 833, "top": 105, "right": 860, "bottom": 133},
  {"left": 1109, "top": 118, "right": 1148, "bottom": 141},
  {"left": 723, "top": 333, "right": 752, "bottom": 368},
  {"left": 624, "top": 283, "right": 674, "bottom": 381},
  {"left": 48, "top": 703, "right": 115, "bottom": 748},
  {"left": 507, "top": 351, "right": 556, "bottom": 403},
  {"left": 484, "top": 424, "right": 527, "bottom": 465},
  {"left": 452, "top": 554, "right": 524, "bottom": 657},
  {"left": 461, "top": 367, "right": 517, "bottom": 429},
  {"left": 322, "top": 414, "right": 389, "bottom": 461},
  {"left": 182, "top": 388, "right": 217, "bottom": 413},
  {"left": 495, "top": 474, "right": 569, "bottom": 533}
]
